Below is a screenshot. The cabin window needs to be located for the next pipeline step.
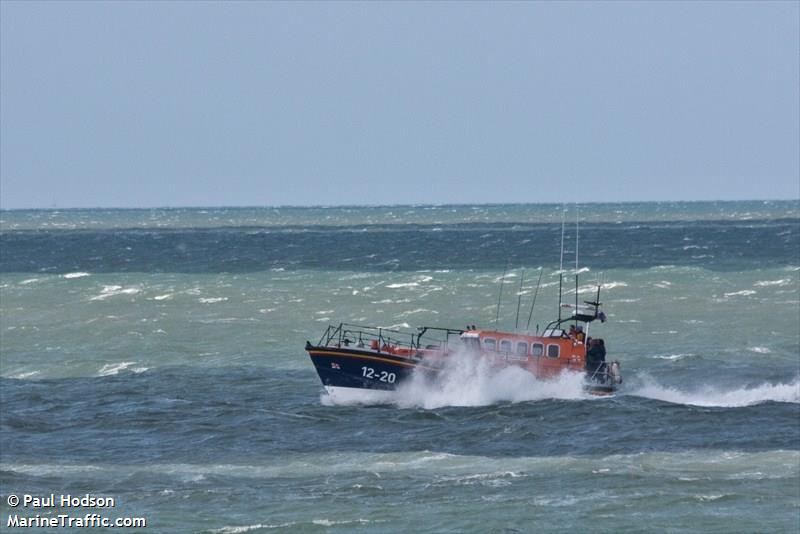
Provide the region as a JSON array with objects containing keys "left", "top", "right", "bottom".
[
  {"left": 531, "top": 343, "right": 544, "bottom": 357},
  {"left": 483, "top": 338, "right": 496, "bottom": 351},
  {"left": 500, "top": 340, "right": 512, "bottom": 353},
  {"left": 516, "top": 342, "right": 528, "bottom": 356},
  {"left": 547, "top": 344, "right": 560, "bottom": 358}
]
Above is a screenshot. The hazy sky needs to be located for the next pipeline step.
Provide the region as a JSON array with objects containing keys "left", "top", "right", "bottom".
[{"left": 1, "top": 1, "right": 798, "bottom": 209}]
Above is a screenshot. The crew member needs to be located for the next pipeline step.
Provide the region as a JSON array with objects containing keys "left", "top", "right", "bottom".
[
  {"left": 575, "top": 325, "right": 586, "bottom": 343},
  {"left": 585, "top": 339, "right": 605, "bottom": 382}
]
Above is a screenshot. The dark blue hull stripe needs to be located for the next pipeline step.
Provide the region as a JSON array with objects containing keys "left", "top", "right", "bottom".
[{"left": 307, "top": 347, "right": 438, "bottom": 391}]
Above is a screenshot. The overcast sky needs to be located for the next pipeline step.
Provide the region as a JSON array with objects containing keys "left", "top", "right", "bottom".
[{"left": 1, "top": 1, "right": 798, "bottom": 209}]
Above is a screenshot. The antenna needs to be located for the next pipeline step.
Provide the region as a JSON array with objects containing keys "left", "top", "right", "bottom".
[
  {"left": 558, "top": 272, "right": 563, "bottom": 322},
  {"left": 495, "top": 261, "right": 508, "bottom": 329},
  {"left": 514, "top": 269, "right": 525, "bottom": 330},
  {"left": 559, "top": 209, "right": 566, "bottom": 273},
  {"left": 596, "top": 277, "right": 602, "bottom": 311},
  {"left": 575, "top": 272, "right": 579, "bottom": 329},
  {"left": 575, "top": 206, "right": 579, "bottom": 271},
  {"left": 526, "top": 267, "right": 544, "bottom": 331}
]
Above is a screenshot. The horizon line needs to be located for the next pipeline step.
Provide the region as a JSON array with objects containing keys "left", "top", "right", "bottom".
[{"left": 1, "top": 198, "right": 799, "bottom": 212}]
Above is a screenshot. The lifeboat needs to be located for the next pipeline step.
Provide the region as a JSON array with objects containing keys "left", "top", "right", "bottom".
[{"left": 305, "top": 279, "right": 622, "bottom": 398}]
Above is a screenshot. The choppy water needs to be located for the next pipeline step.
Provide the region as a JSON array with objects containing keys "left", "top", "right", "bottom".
[{"left": 1, "top": 201, "right": 799, "bottom": 533}]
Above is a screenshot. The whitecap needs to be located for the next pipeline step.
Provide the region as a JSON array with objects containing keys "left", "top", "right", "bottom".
[
  {"left": 153, "top": 294, "right": 173, "bottom": 301},
  {"left": 652, "top": 353, "right": 693, "bottom": 361},
  {"left": 723, "top": 290, "right": 757, "bottom": 297},
  {"left": 19, "top": 278, "right": 40, "bottom": 285},
  {"left": 211, "top": 524, "right": 293, "bottom": 533},
  {"left": 312, "top": 519, "right": 371, "bottom": 527},
  {"left": 90, "top": 286, "right": 141, "bottom": 301},
  {"left": 385, "top": 282, "right": 419, "bottom": 289},
  {"left": 532, "top": 496, "right": 581, "bottom": 507},
  {"left": 198, "top": 297, "right": 228, "bottom": 304},
  {"left": 63, "top": 272, "right": 90, "bottom": 279},
  {"left": 398, "top": 308, "right": 439, "bottom": 317},
  {"left": 380, "top": 322, "right": 411, "bottom": 330},
  {"left": 747, "top": 346, "right": 772, "bottom": 354},
  {"left": 10, "top": 370, "right": 40, "bottom": 379},
  {"left": 754, "top": 279, "right": 792, "bottom": 287},
  {"left": 694, "top": 494, "right": 726, "bottom": 502},
  {"left": 97, "top": 362, "right": 138, "bottom": 376},
  {"left": 600, "top": 281, "right": 627, "bottom": 290}
]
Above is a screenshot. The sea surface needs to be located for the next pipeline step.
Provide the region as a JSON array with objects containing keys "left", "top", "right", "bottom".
[{"left": 1, "top": 201, "right": 799, "bottom": 533}]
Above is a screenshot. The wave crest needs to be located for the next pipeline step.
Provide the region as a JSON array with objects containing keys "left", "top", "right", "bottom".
[{"left": 629, "top": 375, "right": 800, "bottom": 407}]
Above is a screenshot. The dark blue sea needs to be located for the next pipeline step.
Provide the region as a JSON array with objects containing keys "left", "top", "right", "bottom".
[{"left": 1, "top": 201, "right": 799, "bottom": 532}]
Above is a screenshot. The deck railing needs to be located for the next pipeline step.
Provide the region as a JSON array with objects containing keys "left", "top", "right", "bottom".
[{"left": 317, "top": 323, "right": 459, "bottom": 352}]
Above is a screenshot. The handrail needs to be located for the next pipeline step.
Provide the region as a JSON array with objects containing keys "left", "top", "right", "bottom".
[{"left": 313, "top": 322, "right": 460, "bottom": 352}]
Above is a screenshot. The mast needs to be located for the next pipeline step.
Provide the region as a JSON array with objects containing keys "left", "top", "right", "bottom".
[
  {"left": 595, "top": 276, "right": 602, "bottom": 318},
  {"left": 514, "top": 269, "right": 525, "bottom": 331},
  {"left": 558, "top": 209, "right": 565, "bottom": 322},
  {"left": 495, "top": 261, "right": 508, "bottom": 329},
  {"left": 526, "top": 267, "right": 544, "bottom": 331},
  {"left": 575, "top": 206, "right": 579, "bottom": 271},
  {"left": 575, "top": 206, "right": 579, "bottom": 328}
]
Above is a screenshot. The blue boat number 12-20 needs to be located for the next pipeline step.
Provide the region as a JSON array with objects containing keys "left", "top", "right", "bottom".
[{"left": 361, "top": 367, "right": 396, "bottom": 383}]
